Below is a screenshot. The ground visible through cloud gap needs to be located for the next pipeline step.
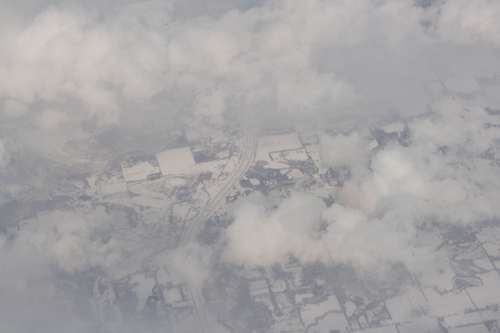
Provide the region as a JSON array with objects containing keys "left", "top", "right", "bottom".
[{"left": 2, "top": 1, "right": 500, "bottom": 333}]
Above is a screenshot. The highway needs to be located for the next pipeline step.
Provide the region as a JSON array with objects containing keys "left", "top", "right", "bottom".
[
  {"left": 184, "top": 114, "right": 257, "bottom": 333},
  {"left": 185, "top": 115, "right": 257, "bottom": 244}
]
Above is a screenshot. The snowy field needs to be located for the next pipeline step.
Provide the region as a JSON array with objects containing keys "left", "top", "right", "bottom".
[
  {"left": 156, "top": 147, "right": 196, "bottom": 176},
  {"left": 256, "top": 132, "right": 304, "bottom": 163}
]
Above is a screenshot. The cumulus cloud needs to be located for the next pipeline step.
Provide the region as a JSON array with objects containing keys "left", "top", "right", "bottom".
[
  {"left": 0, "top": 208, "right": 130, "bottom": 332},
  {"left": 436, "top": 0, "right": 500, "bottom": 47},
  {"left": 224, "top": 99, "right": 500, "bottom": 271},
  {"left": 0, "top": 2, "right": 170, "bottom": 126},
  {"left": 320, "top": 132, "right": 370, "bottom": 169},
  {"left": 321, "top": 203, "right": 427, "bottom": 269},
  {"left": 2, "top": 99, "right": 30, "bottom": 117},
  {"left": 0, "top": 0, "right": 477, "bottom": 131},
  {"left": 0, "top": 139, "right": 14, "bottom": 169},
  {"left": 9, "top": 211, "right": 123, "bottom": 274},
  {"left": 0, "top": 140, "right": 8, "bottom": 169},
  {"left": 224, "top": 192, "right": 328, "bottom": 267},
  {"left": 39, "top": 109, "right": 70, "bottom": 129},
  {"left": 2, "top": 0, "right": 500, "bottom": 330},
  {"left": 340, "top": 100, "right": 500, "bottom": 222},
  {"left": 223, "top": 191, "right": 428, "bottom": 271},
  {"left": 0, "top": 0, "right": 499, "bottom": 134},
  {"left": 164, "top": 243, "right": 213, "bottom": 289}
]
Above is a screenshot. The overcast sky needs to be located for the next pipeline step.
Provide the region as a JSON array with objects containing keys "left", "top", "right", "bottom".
[{"left": 2, "top": 0, "right": 500, "bottom": 332}]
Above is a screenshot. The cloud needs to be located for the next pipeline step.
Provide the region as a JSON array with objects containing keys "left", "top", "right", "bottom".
[
  {"left": 0, "top": 140, "right": 8, "bottom": 169},
  {"left": 0, "top": 2, "right": 170, "bottom": 127},
  {"left": 321, "top": 203, "right": 427, "bottom": 270},
  {"left": 0, "top": 0, "right": 433, "bottom": 130},
  {"left": 224, "top": 98, "right": 500, "bottom": 271},
  {"left": 341, "top": 100, "right": 500, "bottom": 222},
  {"left": 39, "top": 109, "right": 70, "bottom": 129},
  {"left": 1, "top": 0, "right": 499, "bottom": 135},
  {"left": 2, "top": 0, "right": 500, "bottom": 330},
  {"left": 224, "top": 192, "right": 328, "bottom": 267},
  {"left": 223, "top": 191, "right": 428, "bottom": 271},
  {"left": 435, "top": 0, "right": 500, "bottom": 47},
  {"left": 164, "top": 243, "right": 213, "bottom": 289},
  {"left": 2, "top": 99, "right": 30, "bottom": 117},
  {"left": 320, "top": 132, "right": 370, "bottom": 169},
  {"left": 9, "top": 211, "right": 124, "bottom": 274},
  {"left": 0, "top": 232, "right": 88, "bottom": 333}
]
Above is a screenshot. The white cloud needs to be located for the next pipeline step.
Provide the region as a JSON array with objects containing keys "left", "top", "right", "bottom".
[
  {"left": 321, "top": 203, "right": 427, "bottom": 270},
  {"left": 2, "top": 0, "right": 480, "bottom": 131},
  {"left": 39, "top": 109, "right": 69, "bottom": 129},
  {"left": 0, "top": 232, "right": 88, "bottom": 333},
  {"left": 436, "top": 0, "right": 500, "bottom": 47},
  {"left": 320, "top": 132, "right": 370, "bottom": 169},
  {"left": 2, "top": 99, "right": 29, "bottom": 117},
  {"left": 2, "top": 0, "right": 500, "bottom": 329},
  {"left": 224, "top": 192, "right": 328, "bottom": 267},
  {"left": 165, "top": 243, "right": 213, "bottom": 288},
  {"left": 2, "top": 210, "right": 124, "bottom": 275},
  {"left": 223, "top": 191, "right": 427, "bottom": 271},
  {"left": 225, "top": 99, "right": 500, "bottom": 271},
  {"left": 0, "top": 140, "right": 8, "bottom": 169},
  {"left": 0, "top": 3, "right": 170, "bottom": 126},
  {"left": 0, "top": 139, "right": 14, "bottom": 169}
]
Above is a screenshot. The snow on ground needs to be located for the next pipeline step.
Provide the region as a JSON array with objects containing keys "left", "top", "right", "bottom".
[
  {"left": 122, "top": 161, "right": 160, "bottom": 183},
  {"left": 379, "top": 122, "right": 405, "bottom": 134},
  {"left": 166, "top": 177, "right": 187, "bottom": 187},
  {"left": 418, "top": 258, "right": 455, "bottom": 292},
  {"left": 300, "top": 295, "right": 342, "bottom": 327},
  {"left": 385, "top": 293, "right": 417, "bottom": 323},
  {"left": 466, "top": 271, "right": 500, "bottom": 309},
  {"left": 473, "top": 257, "right": 495, "bottom": 271},
  {"left": 308, "top": 312, "right": 349, "bottom": 333},
  {"left": 397, "top": 316, "right": 440, "bottom": 333},
  {"left": 423, "top": 288, "right": 475, "bottom": 317},
  {"left": 448, "top": 324, "right": 490, "bottom": 333},
  {"left": 405, "top": 287, "right": 428, "bottom": 313},
  {"left": 129, "top": 273, "right": 155, "bottom": 312},
  {"left": 443, "top": 312, "right": 484, "bottom": 329},
  {"left": 127, "top": 179, "right": 171, "bottom": 208},
  {"left": 156, "top": 147, "right": 196, "bottom": 176},
  {"left": 357, "top": 325, "right": 399, "bottom": 333},
  {"left": 249, "top": 279, "right": 269, "bottom": 298},
  {"left": 270, "top": 148, "right": 309, "bottom": 162},
  {"left": 256, "top": 132, "right": 303, "bottom": 163},
  {"left": 99, "top": 176, "right": 128, "bottom": 196},
  {"left": 263, "top": 162, "right": 291, "bottom": 170}
]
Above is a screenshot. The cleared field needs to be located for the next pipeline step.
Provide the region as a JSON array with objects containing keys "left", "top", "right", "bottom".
[
  {"left": 156, "top": 147, "right": 196, "bottom": 176},
  {"left": 256, "top": 132, "right": 303, "bottom": 163}
]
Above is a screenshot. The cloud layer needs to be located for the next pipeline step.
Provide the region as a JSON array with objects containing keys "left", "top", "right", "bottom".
[
  {"left": 2, "top": 0, "right": 500, "bottom": 331},
  {"left": 224, "top": 99, "right": 500, "bottom": 270},
  {"left": 2, "top": 0, "right": 500, "bottom": 132}
]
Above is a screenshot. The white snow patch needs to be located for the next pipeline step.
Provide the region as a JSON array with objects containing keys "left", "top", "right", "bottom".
[
  {"left": 256, "top": 132, "right": 303, "bottom": 163},
  {"left": 156, "top": 147, "right": 196, "bottom": 176}
]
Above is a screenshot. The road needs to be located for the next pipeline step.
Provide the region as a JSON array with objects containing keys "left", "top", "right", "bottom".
[
  {"left": 185, "top": 115, "right": 257, "bottom": 244},
  {"left": 184, "top": 114, "right": 257, "bottom": 333}
]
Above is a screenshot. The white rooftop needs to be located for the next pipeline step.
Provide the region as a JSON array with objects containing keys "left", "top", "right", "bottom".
[{"left": 156, "top": 147, "right": 196, "bottom": 176}]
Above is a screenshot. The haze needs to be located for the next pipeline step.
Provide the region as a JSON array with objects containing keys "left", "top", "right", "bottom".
[{"left": 1, "top": 1, "right": 500, "bottom": 333}]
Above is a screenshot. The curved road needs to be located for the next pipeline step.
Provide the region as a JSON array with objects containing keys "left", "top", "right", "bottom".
[
  {"left": 184, "top": 114, "right": 257, "bottom": 333},
  {"left": 185, "top": 115, "right": 256, "bottom": 244}
]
